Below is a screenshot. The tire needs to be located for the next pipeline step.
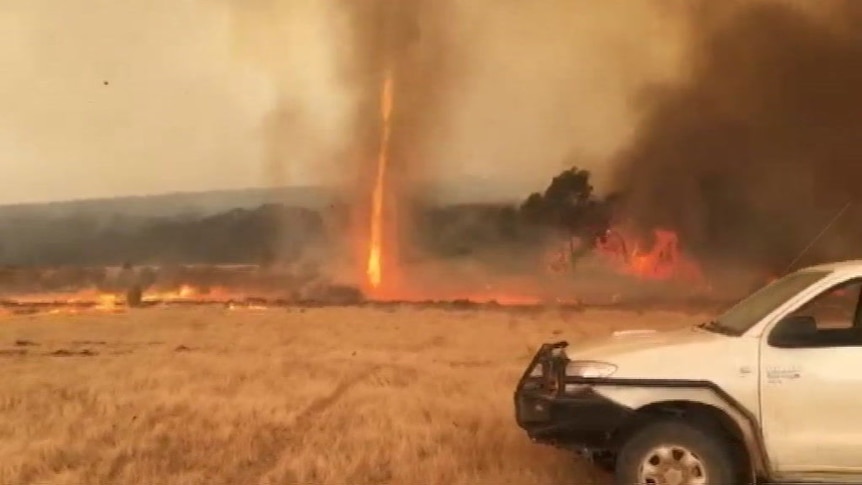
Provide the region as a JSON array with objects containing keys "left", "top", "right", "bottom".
[
  {"left": 590, "top": 451, "right": 616, "bottom": 473},
  {"left": 614, "top": 418, "right": 740, "bottom": 485}
]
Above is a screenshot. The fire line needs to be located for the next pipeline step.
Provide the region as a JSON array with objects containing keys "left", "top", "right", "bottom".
[{"left": 366, "top": 68, "right": 395, "bottom": 290}]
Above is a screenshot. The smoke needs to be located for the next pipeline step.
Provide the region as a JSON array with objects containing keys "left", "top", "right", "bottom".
[
  {"left": 610, "top": 0, "right": 862, "bottom": 271},
  {"left": 0, "top": 0, "right": 269, "bottom": 205},
  {"left": 229, "top": 0, "right": 457, "bottom": 281},
  {"left": 428, "top": 0, "right": 690, "bottom": 195},
  {"left": 227, "top": 0, "right": 696, "bottom": 191},
  {"left": 227, "top": 0, "right": 692, "bottom": 278},
  {"left": 229, "top": 0, "right": 355, "bottom": 189}
]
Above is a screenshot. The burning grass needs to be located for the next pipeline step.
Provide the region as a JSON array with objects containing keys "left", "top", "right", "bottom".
[{"left": 0, "top": 305, "right": 699, "bottom": 484}]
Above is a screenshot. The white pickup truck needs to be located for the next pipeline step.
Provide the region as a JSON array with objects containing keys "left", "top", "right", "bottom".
[{"left": 514, "top": 260, "right": 862, "bottom": 485}]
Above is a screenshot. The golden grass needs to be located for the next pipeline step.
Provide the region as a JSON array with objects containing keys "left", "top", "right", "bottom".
[{"left": 0, "top": 305, "right": 698, "bottom": 485}]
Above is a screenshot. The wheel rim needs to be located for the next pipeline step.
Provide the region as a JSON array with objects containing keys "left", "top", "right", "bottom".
[{"left": 637, "top": 445, "right": 708, "bottom": 485}]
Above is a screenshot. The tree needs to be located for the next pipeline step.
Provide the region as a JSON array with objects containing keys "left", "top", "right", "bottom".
[{"left": 518, "top": 167, "right": 614, "bottom": 268}]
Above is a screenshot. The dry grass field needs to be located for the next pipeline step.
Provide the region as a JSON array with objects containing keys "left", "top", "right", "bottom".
[{"left": 0, "top": 305, "right": 700, "bottom": 485}]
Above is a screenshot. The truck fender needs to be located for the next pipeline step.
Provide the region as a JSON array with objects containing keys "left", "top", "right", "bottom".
[{"left": 591, "top": 382, "right": 770, "bottom": 479}]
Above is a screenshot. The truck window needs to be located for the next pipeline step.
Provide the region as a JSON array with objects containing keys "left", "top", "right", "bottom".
[
  {"left": 712, "top": 269, "right": 831, "bottom": 335},
  {"left": 789, "top": 279, "right": 862, "bottom": 330}
]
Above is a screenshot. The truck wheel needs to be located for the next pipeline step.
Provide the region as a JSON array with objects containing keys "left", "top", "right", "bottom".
[{"left": 614, "top": 418, "right": 739, "bottom": 485}]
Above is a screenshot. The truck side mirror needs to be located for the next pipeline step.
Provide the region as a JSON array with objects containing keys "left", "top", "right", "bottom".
[{"left": 768, "top": 315, "right": 818, "bottom": 348}]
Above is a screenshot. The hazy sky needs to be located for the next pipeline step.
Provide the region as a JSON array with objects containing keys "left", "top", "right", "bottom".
[
  {"left": 0, "top": 0, "right": 687, "bottom": 205},
  {"left": 0, "top": 0, "right": 273, "bottom": 204}
]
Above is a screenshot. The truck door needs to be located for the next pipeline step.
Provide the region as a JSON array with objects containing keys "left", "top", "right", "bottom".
[{"left": 760, "top": 277, "right": 862, "bottom": 475}]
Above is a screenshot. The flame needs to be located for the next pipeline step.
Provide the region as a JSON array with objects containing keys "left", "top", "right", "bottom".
[
  {"left": 142, "top": 285, "right": 238, "bottom": 302},
  {"left": 455, "top": 292, "right": 552, "bottom": 306},
  {"left": 227, "top": 302, "right": 268, "bottom": 311},
  {"left": 366, "top": 68, "right": 395, "bottom": 292},
  {"left": 178, "top": 284, "right": 195, "bottom": 298},
  {"left": 0, "top": 284, "right": 252, "bottom": 318},
  {"left": 95, "top": 293, "right": 120, "bottom": 311},
  {"left": 596, "top": 227, "right": 705, "bottom": 284}
]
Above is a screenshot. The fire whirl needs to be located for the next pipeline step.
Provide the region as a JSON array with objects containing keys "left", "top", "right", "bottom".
[{"left": 366, "top": 68, "right": 395, "bottom": 292}]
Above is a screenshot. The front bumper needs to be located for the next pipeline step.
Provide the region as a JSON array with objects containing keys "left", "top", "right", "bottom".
[{"left": 514, "top": 341, "right": 632, "bottom": 450}]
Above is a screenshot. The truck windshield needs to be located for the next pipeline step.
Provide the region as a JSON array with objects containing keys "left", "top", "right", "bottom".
[{"left": 704, "top": 269, "right": 831, "bottom": 336}]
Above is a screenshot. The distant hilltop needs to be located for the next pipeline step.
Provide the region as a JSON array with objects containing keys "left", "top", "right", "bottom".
[
  {"left": 0, "top": 177, "right": 525, "bottom": 221},
  {"left": 0, "top": 186, "right": 334, "bottom": 221}
]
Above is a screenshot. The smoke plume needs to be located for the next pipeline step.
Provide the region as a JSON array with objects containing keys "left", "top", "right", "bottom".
[
  {"left": 229, "top": 0, "right": 355, "bottom": 189},
  {"left": 227, "top": 0, "right": 691, "bottom": 277},
  {"left": 226, "top": 1, "right": 693, "bottom": 197},
  {"left": 228, "top": 0, "right": 457, "bottom": 277},
  {"left": 610, "top": 0, "right": 862, "bottom": 271},
  {"left": 339, "top": 0, "right": 457, "bottom": 275}
]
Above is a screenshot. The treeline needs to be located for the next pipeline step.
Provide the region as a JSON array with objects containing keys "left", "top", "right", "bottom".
[
  {"left": 0, "top": 168, "right": 615, "bottom": 267},
  {"left": 0, "top": 205, "right": 324, "bottom": 266},
  {"left": 414, "top": 167, "right": 616, "bottom": 259}
]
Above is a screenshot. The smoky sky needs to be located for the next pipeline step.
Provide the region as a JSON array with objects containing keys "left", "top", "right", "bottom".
[
  {"left": 1, "top": 0, "right": 689, "bottom": 205},
  {"left": 338, "top": 0, "right": 455, "bottom": 198},
  {"left": 230, "top": 0, "right": 689, "bottom": 200},
  {"left": 610, "top": 0, "right": 862, "bottom": 270}
]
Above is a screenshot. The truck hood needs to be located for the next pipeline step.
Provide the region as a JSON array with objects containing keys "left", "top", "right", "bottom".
[
  {"left": 565, "top": 326, "right": 721, "bottom": 359},
  {"left": 563, "top": 326, "right": 739, "bottom": 379}
]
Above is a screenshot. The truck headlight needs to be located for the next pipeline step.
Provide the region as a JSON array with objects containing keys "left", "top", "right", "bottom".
[{"left": 565, "top": 360, "right": 617, "bottom": 378}]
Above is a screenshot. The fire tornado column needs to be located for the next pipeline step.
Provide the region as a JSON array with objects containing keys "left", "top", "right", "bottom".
[
  {"left": 366, "top": 68, "right": 395, "bottom": 291},
  {"left": 351, "top": 0, "right": 444, "bottom": 299}
]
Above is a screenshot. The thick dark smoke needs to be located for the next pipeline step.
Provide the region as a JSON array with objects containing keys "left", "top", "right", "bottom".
[{"left": 611, "top": 1, "right": 862, "bottom": 272}]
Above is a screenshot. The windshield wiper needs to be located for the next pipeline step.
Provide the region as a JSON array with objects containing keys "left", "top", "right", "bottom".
[{"left": 697, "top": 320, "right": 736, "bottom": 336}]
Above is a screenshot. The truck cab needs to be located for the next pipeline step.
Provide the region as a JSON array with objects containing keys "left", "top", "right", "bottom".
[{"left": 514, "top": 260, "right": 862, "bottom": 484}]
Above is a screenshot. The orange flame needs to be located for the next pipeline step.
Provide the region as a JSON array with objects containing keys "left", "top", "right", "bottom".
[
  {"left": 0, "top": 284, "right": 254, "bottom": 318},
  {"left": 596, "top": 227, "right": 705, "bottom": 284},
  {"left": 366, "top": 68, "right": 395, "bottom": 291}
]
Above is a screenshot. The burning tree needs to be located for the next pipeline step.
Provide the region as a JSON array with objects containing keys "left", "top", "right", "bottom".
[{"left": 519, "top": 167, "right": 616, "bottom": 269}]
